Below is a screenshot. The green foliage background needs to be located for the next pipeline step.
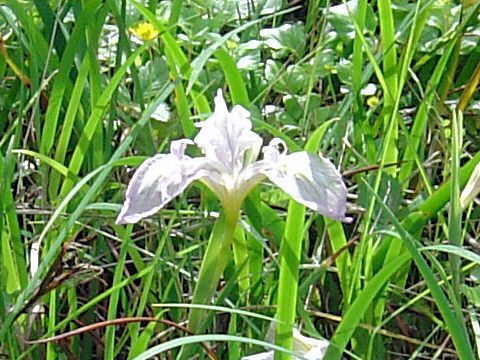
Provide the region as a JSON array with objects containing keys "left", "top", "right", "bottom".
[{"left": 0, "top": 0, "right": 480, "bottom": 359}]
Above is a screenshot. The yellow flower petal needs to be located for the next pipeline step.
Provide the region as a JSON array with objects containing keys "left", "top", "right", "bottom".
[{"left": 129, "top": 22, "right": 159, "bottom": 41}]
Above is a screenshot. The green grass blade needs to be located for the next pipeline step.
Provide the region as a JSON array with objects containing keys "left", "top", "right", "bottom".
[
  {"left": 449, "top": 110, "right": 462, "bottom": 293},
  {"left": 13, "top": 149, "right": 82, "bottom": 185},
  {"left": 104, "top": 225, "right": 132, "bottom": 360},
  {"left": 323, "top": 255, "right": 410, "bottom": 359},
  {"left": 274, "top": 124, "right": 334, "bottom": 359},
  {"left": 59, "top": 41, "right": 152, "bottom": 197},
  {"left": 187, "top": 210, "right": 238, "bottom": 333},
  {"left": 0, "top": 82, "right": 176, "bottom": 343},
  {"left": 48, "top": 54, "right": 90, "bottom": 198},
  {"left": 378, "top": 0, "right": 398, "bottom": 174},
  {"left": 214, "top": 49, "right": 249, "bottom": 107},
  {"left": 39, "top": 0, "right": 100, "bottom": 156},
  {"left": 32, "top": 0, "right": 66, "bottom": 58},
  {"left": 274, "top": 201, "right": 305, "bottom": 360},
  {"left": 2, "top": 149, "right": 27, "bottom": 289},
  {"left": 364, "top": 180, "right": 475, "bottom": 359},
  {"left": 168, "top": 0, "right": 183, "bottom": 30},
  {"left": 421, "top": 245, "right": 480, "bottom": 265},
  {"left": 133, "top": 335, "right": 308, "bottom": 360},
  {"left": 398, "top": 38, "right": 457, "bottom": 184},
  {"left": 185, "top": 6, "right": 300, "bottom": 94}
]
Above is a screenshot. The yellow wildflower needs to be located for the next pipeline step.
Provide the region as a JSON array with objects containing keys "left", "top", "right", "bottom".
[{"left": 129, "top": 22, "right": 159, "bottom": 41}]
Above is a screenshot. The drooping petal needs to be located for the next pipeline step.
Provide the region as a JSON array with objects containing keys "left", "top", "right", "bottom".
[
  {"left": 460, "top": 160, "right": 480, "bottom": 209},
  {"left": 292, "top": 328, "right": 328, "bottom": 358},
  {"left": 242, "top": 326, "right": 328, "bottom": 360},
  {"left": 304, "top": 347, "right": 327, "bottom": 360},
  {"left": 261, "top": 140, "right": 349, "bottom": 221},
  {"left": 194, "top": 89, "right": 262, "bottom": 173},
  {"left": 116, "top": 140, "right": 200, "bottom": 224},
  {"left": 241, "top": 351, "right": 274, "bottom": 360}
]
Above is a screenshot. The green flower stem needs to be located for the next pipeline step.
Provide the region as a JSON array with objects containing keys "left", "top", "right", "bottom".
[
  {"left": 232, "top": 225, "right": 250, "bottom": 298},
  {"left": 177, "top": 208, "right": 239, "bottom": 360},
  {"left": 187, "top": 207, "right": 240, "bottom": 333},
  {"left": 449, "top": 110, "right": 462, "bottom": 295},
  {"left": 275, "top": 201, "right": 306, "bottom": 360}
]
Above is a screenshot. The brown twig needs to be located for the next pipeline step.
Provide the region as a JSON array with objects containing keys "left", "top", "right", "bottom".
[{"left": 26, "top": 317, "right": 218, "bottom": 359}]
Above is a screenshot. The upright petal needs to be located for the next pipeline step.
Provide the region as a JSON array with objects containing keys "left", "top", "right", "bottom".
[
  {"left": 261, "top": 144, "right": 349, "bottom": 221},
  {"left": 194, "top": 89, "right": 262, "bottom": 173},
  {"left": 116, "top": 143, "right": 200, "bottom": 224}
]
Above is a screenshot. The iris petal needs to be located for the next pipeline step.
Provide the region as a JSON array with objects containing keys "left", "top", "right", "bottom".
[
  {"left": 116, "top": 142, "right": 201, "bottom": 224},
  {"left": 194, "top": 90, "right": 262, "bottom": 172},
  {"left": 261, "top": 150, "right": 349, "bottom": 222}
]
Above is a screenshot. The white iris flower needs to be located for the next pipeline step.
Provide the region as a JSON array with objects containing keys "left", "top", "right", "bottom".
[
  {"left": 242, "top": 327, "right": 329, "bottom": 360},
  {"left": 116, "top": 90, "right": 348, "bottom": 224}
]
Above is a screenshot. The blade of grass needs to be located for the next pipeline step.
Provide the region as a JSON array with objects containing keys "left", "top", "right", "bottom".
[
  {"left": 274, "top": 123, "right": 335, "bottom": 359},
  {"left": 168, "top": 0, "right": 183, "bottom": 31},
  {"left": 185, "top": 6, "right": 301, "bottom": 94},
  {"left": 104, "top": 225, "right": 133, "bottom": 360},
  {"left": 0, "top": 82, "right": 176, "bottom": 343},
  {"left": 133, "top": 335, "right": 308, "bottom": 360},
  {"left": 344, "top": 6, "right": 397, "bottom": 315},
  {"left": 371, "top": 0, "right": 434, "bottom": 348},
  {"left": 214, "top": 48, "right": 249, "bottom": 107},
  {"left": 363, "top": 180, "right": 475, "bottom": 360},
  {"left": 448, "top": 109, "right": 462, "bottom": 294},
  {"left": 127, "top": 217, "right": 175, "bottom": 358},
  {"left": 351, "top": 0, "right": 367, "bottom": 147},
  {"left": 59, "top": 41, "right": 153, "bottom": 197},
  {"left": 32, "top": 0, "right": 66, "bottom": 58},
  {"left": 2, "top": 147, "right": 28, "bottom": 289},
  {"left": 398, "top": 37, "right": 457, "bottom": 184},
  {"left": 399, "top": 3, "right": 480, "bottom": 184},
  {"left": 12, "top": 149, "right": 83, "bottom": 185},
  {"left": 323, "top": 255, "right": 410, "bottom": 359},
  {"left": 458, "top": 61, "right": 480, "bottom": 112},
  {"left": 48, "top": 54, "right": 90, "bottom": 198},
  {"left": 39, "top": 0, "right": 99, "bottom": 156},
  {"left": 274, "top": 200, "right": 305, "bottom": 360},
  {"left": 86, "top": 5, "right": 108, "bottom": 171},
  {"left": 378, "top": 0, "right": 398, "bottom": 176}
]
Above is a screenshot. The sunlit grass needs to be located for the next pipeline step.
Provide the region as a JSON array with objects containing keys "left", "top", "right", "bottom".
[{"left": 1, "top": 1, "right": 480, "bottom": 359}]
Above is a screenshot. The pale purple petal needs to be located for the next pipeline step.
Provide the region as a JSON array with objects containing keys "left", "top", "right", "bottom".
[
  {"left": 194, "top": 89, "right": 262, "bottom": 173},
  {"left": 241, "top": 327, "right": 328, "bottom": 359},
  {"left": 293, "top": 328, "right": 328, "bottom": 358},
  {"left": 261, "top": 143, "right": 349, "bottom": 221},
  {"left": 241, "top": 351, "right": 273, "bottom": 360},
  {"left": 194, "top": 158, "right": 231, "bottom": 203},
  {"left": 116, "top": 146, "right": 201, "bottom": 224},
  {"left": 170, "top": 138, "right": 193, "bottom": 158},
  {"left": 304, "top": 347, "right": 327, "bottom": 360}
]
